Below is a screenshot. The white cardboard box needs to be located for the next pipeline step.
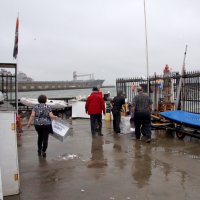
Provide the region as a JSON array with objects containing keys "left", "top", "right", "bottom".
[{"left": 50, "top": 119, "right": 73, "bottom": 142}]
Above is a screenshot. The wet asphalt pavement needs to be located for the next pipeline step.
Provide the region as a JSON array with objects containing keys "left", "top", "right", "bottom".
[{"left": 4, "top": 119, "right": 200, "bottom": 200}]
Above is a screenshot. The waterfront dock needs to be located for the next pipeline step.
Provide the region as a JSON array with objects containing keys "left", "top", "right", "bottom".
[{"left": 4, "top": 118, "right": 200, "bottom": 200}]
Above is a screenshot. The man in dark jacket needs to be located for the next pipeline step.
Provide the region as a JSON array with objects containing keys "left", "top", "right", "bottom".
[
  {"left": 132, "top": 86, "right": 152, "bottom": 143},
  {"left": 85, "top": 87, "right": 106, "bottom": 137},
  {"left": 111, "top": 90, "right": 125, "bottom": 134}
]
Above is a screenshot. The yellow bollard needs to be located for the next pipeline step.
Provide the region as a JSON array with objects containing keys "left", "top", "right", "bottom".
[
  {"left": 104, "top": 101, "right": 112, "bottom": 121},
  {"left": 105, "top": 112, "right": 112, "bottom": 121}
]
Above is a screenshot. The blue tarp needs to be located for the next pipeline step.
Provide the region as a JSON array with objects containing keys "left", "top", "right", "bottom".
[{"left": 160, "top": 111, "right": 200, "bottom": 129}]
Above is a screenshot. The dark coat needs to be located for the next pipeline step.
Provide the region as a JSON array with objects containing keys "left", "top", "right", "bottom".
[{"left": 111, "top": 94, "right": 125, "bottom": 113}]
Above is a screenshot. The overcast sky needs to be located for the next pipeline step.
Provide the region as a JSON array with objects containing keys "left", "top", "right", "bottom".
[{"left": 1, "top": 0, "right": 200, "bottom": 85}]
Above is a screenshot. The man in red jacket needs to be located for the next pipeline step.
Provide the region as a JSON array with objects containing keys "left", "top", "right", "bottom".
[{"left": 85, "top": 87, "right": 106, "bottom": 137}]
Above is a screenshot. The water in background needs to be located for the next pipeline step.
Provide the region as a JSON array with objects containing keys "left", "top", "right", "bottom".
[{"left": 18, "top": 87, "right": 117, "bottom": 99}]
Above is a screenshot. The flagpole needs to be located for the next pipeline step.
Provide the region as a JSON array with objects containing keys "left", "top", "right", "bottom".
[
  {"left": 143, "top": 0, "right": 150, "bottom": 95},
  {"left": 16, "top": 59, "right": 18, "bottom": 115},
  {"left": 13, "top": 15, "right": 19, "bottom": 114},
  {"left": 16, "top": 14, "right": 19, "bottom": 114}
]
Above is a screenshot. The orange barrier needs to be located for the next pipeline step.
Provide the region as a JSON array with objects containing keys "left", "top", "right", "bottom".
[{"left": 16, "top": 114, "right": 23, "bottom": 134}]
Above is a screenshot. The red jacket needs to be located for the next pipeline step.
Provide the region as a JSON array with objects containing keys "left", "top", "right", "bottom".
[{"left": 85, "top": 92, "right": 105, "bottom": 115}]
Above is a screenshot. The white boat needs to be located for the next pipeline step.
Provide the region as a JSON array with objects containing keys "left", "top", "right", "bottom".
[{"left": 20, "top": 97, "right": 68, "bottom": 109}]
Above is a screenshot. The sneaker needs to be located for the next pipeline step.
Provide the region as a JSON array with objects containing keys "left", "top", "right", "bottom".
[
  {"left": 42, "top": 151, "right": 46, "bottom": 157},
  {"left": 146, "top": 139, "right": 151, "bottom": 143},
  {"left": 92, "top": 132, "right": 96, "bottom": 138},
  {"left": 141, "top": 136, "right": 147, "bottom": 141},
  {"left": 131, "top": 136, "right": 137, "bottom": 140},
  {"left": 98, "top": 133, "right": 103, "bottom": 136},
  {"left": 37, "top": 150, "right": 41, "bottom": 156}
]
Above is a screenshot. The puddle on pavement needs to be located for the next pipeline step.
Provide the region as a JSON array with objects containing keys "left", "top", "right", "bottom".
[
  {"left": 152, "top": 145, "right": 200, "bottom": 160},
  {"left": 188, "top": 154, "right": 200, "bottom": 159},
  {"left": 87, "top": 160, "right": 107, "bottom": 168},
  {"left": 53, "top": 134, "right": 200, "bottom": 191},
  {"left": 56, "top": 153, "right": 80, "bottom": 161},
  {"left": 45, "top": 169, "right": 62, "bottom": 183}
]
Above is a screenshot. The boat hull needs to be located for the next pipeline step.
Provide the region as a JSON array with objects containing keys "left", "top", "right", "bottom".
[
  {"left": 16, "top": 80, "right": 104, "bottom": 92},
  {"left": 20, "top": 98, "right": 68, "bottom": 109}
]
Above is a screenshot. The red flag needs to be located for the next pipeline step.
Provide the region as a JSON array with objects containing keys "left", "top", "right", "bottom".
[{"left": 13, "top": 17, "right": 19, "bottom": 59}]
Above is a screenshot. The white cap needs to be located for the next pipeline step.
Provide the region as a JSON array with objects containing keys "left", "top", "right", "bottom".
[{"left": 107, "top": 91, "right": 110, "bottom": 93}]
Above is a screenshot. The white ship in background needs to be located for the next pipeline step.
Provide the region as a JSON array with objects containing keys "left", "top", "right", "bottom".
[{"left": 17, "top": 71, "right": 104, "bottom": 87}]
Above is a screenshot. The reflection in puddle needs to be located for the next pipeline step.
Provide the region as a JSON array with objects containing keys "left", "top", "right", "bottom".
[
  {"left": 132, "top": 143, "right": 152, "bottom": 188},
  {"left": 57, "top": 153, "right": 80, "bottom": 161},
  {"left": 105, "top": 139, "right": 112, "bottom": 144},
  {"left": 113, "top": 143, "right": 122, "bottom": 151},
  {"left": 154, "top": 146, "right": 200, "bottom": 160},
  {"left": 189, "top": 155, "right": 200, "bottom": 159},
  {"left": 87, "top": 137, "right": 107, "bottom": 168}
]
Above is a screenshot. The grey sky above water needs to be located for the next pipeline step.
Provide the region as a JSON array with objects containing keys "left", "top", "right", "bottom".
[{"left": 1, "top": 0, "right": 200, "bottom": 85}]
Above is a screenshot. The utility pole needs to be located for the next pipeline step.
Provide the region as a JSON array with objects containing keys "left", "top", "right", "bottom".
[{"left": 143, "top": 0, "right": 150, "bottom": 95}]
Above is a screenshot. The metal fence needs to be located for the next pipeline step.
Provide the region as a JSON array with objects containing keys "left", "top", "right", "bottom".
[
  {"left": 0, "top": 63, "right": 17, "bottom": 108},
  {"left": 116, "top": 70, "right": 200, "bottom": 114}
]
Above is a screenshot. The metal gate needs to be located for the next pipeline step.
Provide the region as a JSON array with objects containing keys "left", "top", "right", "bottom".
[{"left": 116, "top": 70, "right": 200, "bottom": 114}]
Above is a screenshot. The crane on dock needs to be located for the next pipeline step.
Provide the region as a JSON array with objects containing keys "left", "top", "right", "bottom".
[{"left": 73, "top": 71, "right": 94, "bottom": 80}]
